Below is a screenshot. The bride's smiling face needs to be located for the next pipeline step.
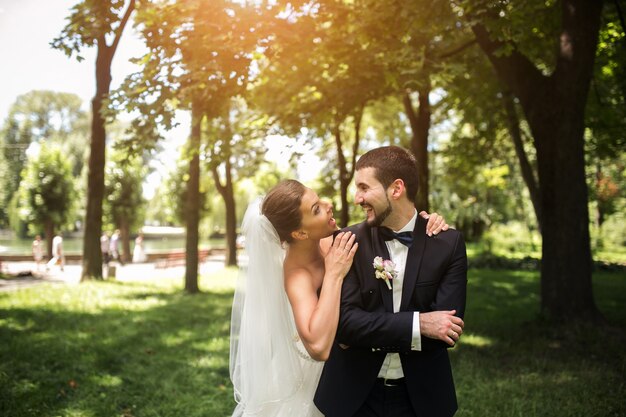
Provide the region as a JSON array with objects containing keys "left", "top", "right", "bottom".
[{"left": 297, "top": 187, "right": 338, "bottom": 240}]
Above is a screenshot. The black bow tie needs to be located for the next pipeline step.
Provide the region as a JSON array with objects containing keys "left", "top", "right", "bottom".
[{"left": 378, "top": 227, "right": 414, "bottom": 247}]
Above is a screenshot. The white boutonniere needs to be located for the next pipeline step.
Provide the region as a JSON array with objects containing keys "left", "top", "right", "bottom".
[{"left": 372, "top": 256, "right": 397, "bottom": 290}]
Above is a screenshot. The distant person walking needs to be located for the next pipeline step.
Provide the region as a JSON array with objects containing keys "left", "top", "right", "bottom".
[
  {"left": 46, "top": 233, "right": 65, "bottom": 272},
  {"left": 101, "top": 232, "right": 110, "bottom": 265},
  {"left": 109, "top": 229, "right": 124, "bottom": 265},
  {"left": 32, "top": 235, "right": 44, "bottom": 271},
  {"left": 132, "top": 232, "right": 147, "bottom": 263}
]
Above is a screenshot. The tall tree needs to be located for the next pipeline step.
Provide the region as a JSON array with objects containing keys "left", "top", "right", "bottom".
[
  {"left": 145, "top": 151, "right": 210, "bottom": 229},
  {"left": 438, "top": 39, "right": 544, "bottom": 235},
  {"left": 459, "top": 0, "right": 605, "bottom": 320},
  {"left": 0, "top": 150, "right": 8, "bottom": 227},
  {"left": 255, "top": 1, "right": 388, "bottom": 226},
  {"left": 16, "top": 144, "right": 77, "bottom": 257},
  {"left": 204, "top": 98, "right": 266, "bottom": 266},
  {"left": 0, "top": 90, "right": 87, "bottom": 225},
  {"left": 185, "top": 101, "right": 202, "bottom": 292},
  {"left": 586, "top": 2, "right": 626, "bottom": 229},
  {"left": 52, "top": 0, "right": 137, "bottom": 281},
  {"left": 322, "top": 0, "right": 474, "bottom": 211},
  {"left": 116, "top": 0, "right": 261, "bottom": 290},
  {"left": 104, "top": 147, "right": 147, "bottom": 262}
]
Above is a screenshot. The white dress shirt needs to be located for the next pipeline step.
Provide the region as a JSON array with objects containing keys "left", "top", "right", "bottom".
[{"left": 377, "top": 210, "right": 422, "bottom": 380}]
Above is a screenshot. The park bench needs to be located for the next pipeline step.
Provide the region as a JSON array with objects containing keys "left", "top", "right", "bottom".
[{"left": 155, "top": 249, "right": 211, "bottom": 269}]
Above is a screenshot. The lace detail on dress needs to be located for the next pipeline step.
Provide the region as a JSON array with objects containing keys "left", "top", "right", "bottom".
[{"left": 293, "top": 333, "right": 317, "bottom": 362}]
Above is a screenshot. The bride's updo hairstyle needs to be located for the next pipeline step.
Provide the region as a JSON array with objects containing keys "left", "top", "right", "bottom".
[{"left": 261, "top": 179, "right": 306, "bottom": 243}]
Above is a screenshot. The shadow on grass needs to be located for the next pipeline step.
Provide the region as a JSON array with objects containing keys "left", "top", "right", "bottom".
[
  {"left": 1, "top": 269, "right": 624, "bottom": 417},
  {"left": 0, "top": 284, "right": 235, "bottom": 417},
  {"left": 451, "top": 269, "right": 626, "bottom": 417}
]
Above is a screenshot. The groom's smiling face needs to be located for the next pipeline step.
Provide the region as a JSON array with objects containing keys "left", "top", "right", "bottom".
[{"left": 354, "top": 167, "right": 392, "bottom": 227}]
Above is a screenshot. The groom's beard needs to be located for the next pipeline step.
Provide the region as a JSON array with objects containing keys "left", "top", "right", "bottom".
[{"left": 363, "top": 196, "right": 392, "bottom": 227}]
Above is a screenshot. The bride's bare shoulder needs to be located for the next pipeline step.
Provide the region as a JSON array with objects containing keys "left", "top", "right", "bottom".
[
  {"left": 283, "top": 252, "right": 312, "bottom": 280},
  {"left": 284, "top": 264, "right": 316, "bottom": 297}
]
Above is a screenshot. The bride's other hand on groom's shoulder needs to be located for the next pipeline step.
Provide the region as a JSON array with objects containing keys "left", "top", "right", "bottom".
[{"left": 419, "top": 211, "right": 450, "bottom": 237}]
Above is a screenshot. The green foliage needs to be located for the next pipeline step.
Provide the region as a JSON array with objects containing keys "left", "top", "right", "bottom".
[
  {"left": 111, "top": 0, "right": 262, "bottom": 151},
  {"left": 248, "top": 161, "right": 295, "bottom": 197},
  {"left": 586, "top": 4, "right": 626, "bottom": 158},
  {"left": 255, "top": 0, "right": 390, "bottom": 134},
  {"left": 430, "top": 140, "right": 534, "bottom": 241},
  {"left": 144, "top": 177, "right": 181, "bottom": 227},
  {"left": 103, "top": 147, "right": 147, "bottom": 233},
  {"left": 363, "top": 96, "right": 412, "bottom": 148},
  {"left": 590, "top": 196, "right": 626, "bottom": 261},
  {"left": 149, "top": 154, "right": 210, "bottom": 227},
  {"left": 15, "top": 144, "right": 77, "bottom": 236},
  {"left": 452, "top": 0, "right": 561, "bottom": 72},
  {"left": 0, "top": 149, "right": 10, "bottom": 226},
  {"left": 203, "top": 97, "right": 266, "bottom": 180},
  {"left": 0, "top": 90, "right": 88, "bottom": 224},
  {"left": 479, "top": 221, "right": 541, "bottom": 258},
  {"left": 50, "top": 0, "right": 137, "bottom": 62},
  {"left": 7, "top": 193, "right": 28, "bottom": 238},
  {"left": 584, "top": 5, "right": 626, "bottom": 236}
]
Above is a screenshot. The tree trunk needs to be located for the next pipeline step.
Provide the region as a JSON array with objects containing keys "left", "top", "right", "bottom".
[
  {"left": 80, "top": 0, "right": 135, "bottom": 281},
  {"left": 331, "top": 108, "right": 362, "bottom": 228},
  {"left": 222, "top": 128, "right": 237, "bottom": 267},
  {"left": 595, "top": 164, "right": 606, "bottom": 228},
  {"left": 81, "top": 44, "right": 112, "bottom": 281},
  {"left": 501, "top": 90, "right": 542, "bottom": 231},
  {"left": 45, "top": 220, "right": 54, "bottom": 259},
  {"left": 120, "top": 218, "right": 131, "bottom": 263},
  {"left": 532, "top": 90, "right": 597, "bottom": 320},
  {"left": 403, "top": 83, "right": 431, "bottom": 211},
  {"left": 333, "top": 125, "right": 350, "bottom": 228},
  {"left": 224, "top": 182, "right": 238, "bottom": 267},
  {"left": 472, "top": 0, "right": 604, "bottom": 321},
  {"left": 211, "top": 157, "right": 236, "bottom": 265},
  {"left": 184, "top": 103, "right": 201, "bottom": 294},
  {"left": 210, "top": 116, "right": 238, "bottom": 267}
]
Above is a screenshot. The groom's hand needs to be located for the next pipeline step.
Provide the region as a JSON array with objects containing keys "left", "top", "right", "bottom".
[{"left": 419, "top": 310, "right": 464, "bottom": 346}]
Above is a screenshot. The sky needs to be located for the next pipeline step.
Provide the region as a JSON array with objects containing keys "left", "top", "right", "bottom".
[
  {"left": 0, "top": 0, "right": 320, "bottom": 198},
  {"left": 0, "top": 0, "right": 187, "bottom": 198},
  {"left": 0, "top": 0, "right": 146, "bottom": 118}
]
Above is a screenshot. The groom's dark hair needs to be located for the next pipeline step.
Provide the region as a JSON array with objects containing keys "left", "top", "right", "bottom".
[
  {"left": 355, "top": 146, "right": 419, "bottom": 203},
  {"left": 262, "top": 179, "right": 306, "bottom": 243}
]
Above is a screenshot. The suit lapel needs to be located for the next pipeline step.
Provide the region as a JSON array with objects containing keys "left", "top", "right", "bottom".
[
  {"left": 400, "top": 216, "right": 426, "bottom": 311},
  {"left": 371, "top": 227, "right": 394, "bottom": 312}
]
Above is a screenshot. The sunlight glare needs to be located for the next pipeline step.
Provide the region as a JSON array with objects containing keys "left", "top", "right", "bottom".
[{"left": 461, "top": 333, "right": 494, "bottom": 348}]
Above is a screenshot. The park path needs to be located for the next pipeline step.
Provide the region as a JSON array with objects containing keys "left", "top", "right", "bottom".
[{"left": 0, "top": 255, "right": 228, "bottom": 292}]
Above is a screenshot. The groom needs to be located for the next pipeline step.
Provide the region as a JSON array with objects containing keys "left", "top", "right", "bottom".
[{"left": 314, "top": 146, "right": 467, "bottom": 417}]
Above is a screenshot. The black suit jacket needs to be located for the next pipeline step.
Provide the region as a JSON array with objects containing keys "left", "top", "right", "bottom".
[{"left": 314, "top": 216, "right": 467, "bottom": 417}]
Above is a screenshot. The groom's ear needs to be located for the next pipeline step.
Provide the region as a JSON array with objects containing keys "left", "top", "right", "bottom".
[{"left": 389, "top": 179, "right": 405, "bottom": 200}]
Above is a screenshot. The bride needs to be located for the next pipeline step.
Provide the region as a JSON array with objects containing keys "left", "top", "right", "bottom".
[{"left": 229, "top": 180, "right": 446, "bottom": 417}]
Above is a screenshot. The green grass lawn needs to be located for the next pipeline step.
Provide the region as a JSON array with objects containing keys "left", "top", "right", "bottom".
[
  {"left": 453, "top": 270, "right": 625, "bottom": 417},
  {"left": 1, "top": 267, "right": 624, "bottom": 417}
]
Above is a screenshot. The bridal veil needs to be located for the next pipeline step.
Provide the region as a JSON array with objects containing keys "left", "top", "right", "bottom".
[{"left": 229, "top": 198, "right": 323, "bottom": 417}]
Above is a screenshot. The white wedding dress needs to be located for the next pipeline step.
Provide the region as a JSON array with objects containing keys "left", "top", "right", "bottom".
[{"left": 230, "top": 199, "right": 324, "bottom": 417}]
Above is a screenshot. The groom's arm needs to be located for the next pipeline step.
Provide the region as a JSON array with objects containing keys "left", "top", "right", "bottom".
[
  {"left": 336, "top": 232, "right": 468, "bottom": 353},
  {"left": 336, "top": 269, "right": 415, "bottom": 352},
  {"left": 420, "top": 233, "right": 468, "bottom": 351}
]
